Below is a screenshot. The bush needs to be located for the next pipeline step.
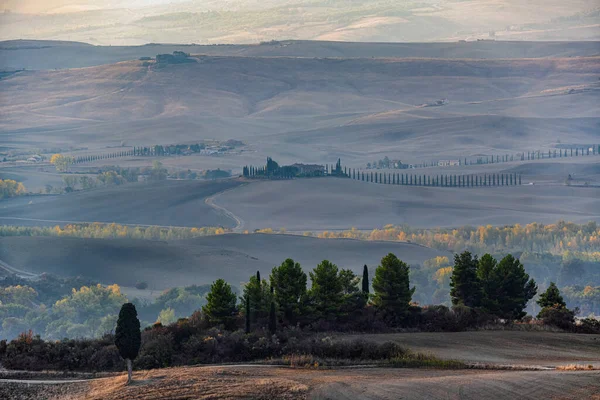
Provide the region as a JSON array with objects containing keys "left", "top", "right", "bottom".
[
  {"left": 538, "top": 306, "right": 576, "bottom": 330},
  {"left": 135, "top": 282, "right": 148, "bottom": 290},
  {"left": 575, "top": 318, "right": 600, "bottom": 334}
]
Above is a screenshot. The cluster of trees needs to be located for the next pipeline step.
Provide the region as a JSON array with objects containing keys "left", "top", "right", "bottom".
[
  {"left": 316, "top": 221, "right": 600, "bottom": 256},
  {"left": 0, "top": 282, "right": 126, "bottom": 340},
  {"left": 243, "top": 157, "right": 347, "bottom": 179},
  {"left": 0, "top": 179, "right": 26, "bottom": 199},
  {"left": 133, "top": 143, "right": 206, "bottom": 157},
  {"left": 449, "top": 252, "right": 537, "bottom": 320},
  {"left": 350, "top": 169, "right": 521, "bottom": 187},
  {"left": 0, "top": 274, "right": 213, "bottom": 341},
  {"left": 0, "top": 223, "right": 229, "bottom": 241},
  {"left": 50, "top": 154, "right": 75, "bottom": 172},
  {"left": 202, "top": 252, "right": 546, "bottom": 333}
]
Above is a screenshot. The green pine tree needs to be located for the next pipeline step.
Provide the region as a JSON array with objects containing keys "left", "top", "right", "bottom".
[
  {"left": 309, "top": 260, "right": 343, "bottom": 318},
  {"left": 371, "top": 253, "right": 415, "bottom": 322},
  {"left": 537, "top": 282, "right": 566, "bottom": 310},
  {"left": 450, "top": 251, "right": 482, "bottom": 308},
  {"left": 270, "top": 258, "right": 307, "bottom": 325},
  {"left": 202, "top": 279, "right": 238, "bottom": 329}
]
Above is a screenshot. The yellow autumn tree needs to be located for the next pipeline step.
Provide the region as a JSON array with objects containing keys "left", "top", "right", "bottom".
[{"left": 50, "top": 154, "right": 75, "bottom": 172}]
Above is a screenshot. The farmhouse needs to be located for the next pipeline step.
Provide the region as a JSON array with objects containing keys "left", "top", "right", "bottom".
[
  {"left": 291, "top": 163, "right": 325, "bottom": 176},
  {"left": 438, "top": 160, "right": 460, "bottom": 167}
]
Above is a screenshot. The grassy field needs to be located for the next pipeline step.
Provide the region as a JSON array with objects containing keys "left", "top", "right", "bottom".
[{"left": 0, "top": 233, "right": 443, "bottom": 289}]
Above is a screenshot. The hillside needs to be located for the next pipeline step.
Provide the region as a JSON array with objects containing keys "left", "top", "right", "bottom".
[
  {"left": 2, "top": 40, "right": 600, "bottom": 70},
  {"left": 0, "top": 234, "right": 443, "bottom": 289},
  {"left": 0, "top": 180, "right": 242, "bottom": 228},
  {"left": 1, "top": 54, "right": 598, "bottom": 169},
  {"left": 216, "top": 178, "right": 600, "bottom": 230}
]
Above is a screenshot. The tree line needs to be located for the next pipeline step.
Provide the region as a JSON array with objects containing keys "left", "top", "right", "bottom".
[
  {"left": 0, "top": 179, "right": 26, "bottom": 199},
  {"left": 348, "top": 169, "right": 521, "bottom": 187}
]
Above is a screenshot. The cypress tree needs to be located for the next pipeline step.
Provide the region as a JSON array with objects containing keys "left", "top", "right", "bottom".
[
  {"left": 362, "top": 265, "right": 369, "bottom": 294},
  {"left": 115, "top": 303, "right": 141, "bottom": 384}
]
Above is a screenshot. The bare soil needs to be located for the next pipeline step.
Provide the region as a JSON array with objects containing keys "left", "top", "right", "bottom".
[{"left": 5, "top": 365, "right": 599, "bottom": 400}]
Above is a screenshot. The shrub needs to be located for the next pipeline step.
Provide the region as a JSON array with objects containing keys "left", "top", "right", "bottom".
[
  {"left": 538, "top": 305, "right": 575, "bottom": 330},
  {"left": 575, "top": 318, "right": 600, "bottom": 334}
]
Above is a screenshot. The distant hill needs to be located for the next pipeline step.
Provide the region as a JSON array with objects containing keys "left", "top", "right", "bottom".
[
  {"left": 1, "top": 52, "right": 598, "bottom": 166},
  {"left": 1, "top": 40, "right": 599, "bottom": 70}
]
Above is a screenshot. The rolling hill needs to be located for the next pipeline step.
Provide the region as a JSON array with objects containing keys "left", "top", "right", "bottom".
[
  {"left": 0, "top": 234, "right": 444, "bottom": 289},
  {"left": 1, "top": 52, "right": 598, "bottom": 168}
]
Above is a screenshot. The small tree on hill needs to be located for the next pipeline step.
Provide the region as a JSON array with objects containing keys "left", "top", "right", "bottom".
[
  {"left": 450, "top": 251, "right": 482, "bottom": 308},
  {"left": 537, "top": 282, "right": 566, "bottom": 311},
  {"left": 202, "top": 279, "right": 237, "bottom": 329},
  {"left": 115, "top": 303, "right": 141, "bottom": 384},
  {"left": 371, "top": 253, "right": 414, "bottom": 323}
]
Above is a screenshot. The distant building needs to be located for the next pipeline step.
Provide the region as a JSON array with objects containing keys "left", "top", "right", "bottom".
[
  {"left": 438, "top": 160, "right": 460, "bottom": 167},
  {"left": 290, "top": 163, "right": 325, "bottom": 176}
]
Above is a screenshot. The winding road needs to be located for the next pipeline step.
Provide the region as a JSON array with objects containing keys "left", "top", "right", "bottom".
[{"left": 204, "top": 183, "right": 248, "bottom": 233}]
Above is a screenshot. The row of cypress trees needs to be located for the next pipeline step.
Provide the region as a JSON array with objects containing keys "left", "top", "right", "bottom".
[
  {"left": 75, "top": 150, "right": 135, "bottom": 164},
  {"left": 350, "top": 170, "right": 522, "bottom": 187}
]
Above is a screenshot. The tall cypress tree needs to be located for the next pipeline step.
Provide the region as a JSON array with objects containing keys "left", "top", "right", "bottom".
[
  {"left": 362, "top": 265, "right": 369, "bottom": 295},
  {"left": 115, "top": 303, "right": 141, "bottom": 384}
]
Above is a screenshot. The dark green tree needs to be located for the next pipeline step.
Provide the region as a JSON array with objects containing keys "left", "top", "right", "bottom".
[
  {"left": 477, "top": 253, "right": 498, "bottom": 312},
  {"left": 270, "top": 259, "right": 307, "bottom": 325},
  {"left": 486, "top": 255, "right": 537, "bottom": 320},
  {"left": 371, "top": 253, "right": 415, "bottom": 322},
  {"left": 450, "top": 251, "right": 482, "bottom": 308},
  {"left": 268, "top": 301, "right": 277, "bottom": 334},
  {"left": 362, "top": 265, "right": 369, "bottom": 294},
  {"left": 202, "top": 279, "right": 237, "bottom": 329},
  {"left": 115, "top": 303, "right": 141, "bottom": 384},
  {"left": 537, "top": 282, "right": 566, "bottom": 310},
  {"left": 245, "top": 295, "right": 251, "bottom": 333},
  {"left": 309, "top": 260, "right": 343, "bottom": 318}
]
